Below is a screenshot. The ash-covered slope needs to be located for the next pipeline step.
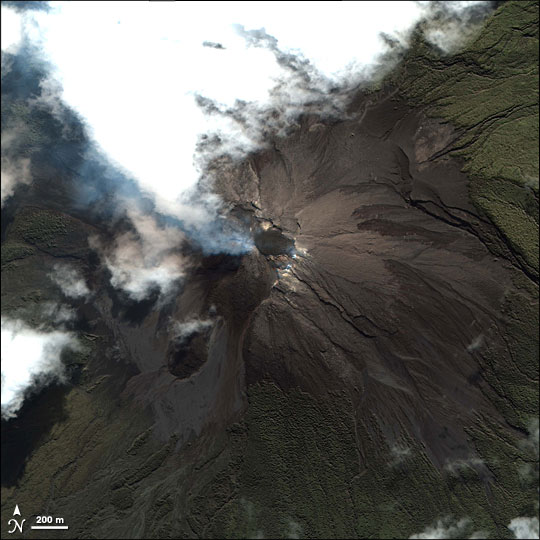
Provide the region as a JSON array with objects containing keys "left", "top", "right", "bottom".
[
  {"left": 1, "top": 2, "right": 538, "bottom": 539},
  {"left": 232, "top": 94, "right": 517, "bottom": 463}
]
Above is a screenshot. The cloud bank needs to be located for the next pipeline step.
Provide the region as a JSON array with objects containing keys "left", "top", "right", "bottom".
[
  {"left": 7, "top": 1, "right": 493, "bottom": 207},
  {"left": 1, "top": 1, "right": 494, "bottom": 297}
]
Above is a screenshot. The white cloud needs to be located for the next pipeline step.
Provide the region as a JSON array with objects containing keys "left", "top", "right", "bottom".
[
  {"left": 469, "top": 532, "right": 488, "bottom": 540},
  {"left": 171, "top": 319, "right": 213, "bottom": 342},
  {"left": 90, "top": 210, "right": 187, "bottom": 301},
  {"left": 49, "top": 264, "right": 90, "bottom": 299},
  {"left": 421, "top": 1, "right": 489, "bottom": 54},
  {"left": 1, "top": 5, "right": 23, "bottom": 54},
  {"left": 508, "top": 517, "right": 539, "bottom": 540},
  {"left": 0, "top": 154, "right": 31, "bottom": 206},
  {"left": 19, "top": 1, "right": 490, "bottom": 219},
  {"left": 3, "top": 1, "right": 492, "bottom": 296},
  {"left": 410, "top": 517, "right": 487, "bottom": 539},
  {"left": 39, "top": 301, "right": 76, "bottom": 324},
  {"left": 1, "top": 126, "right": 32, "bottom": 206},
  {"left": 525, "top": 418, "right": 539, "bottom": 456},
  {"left": 286, "top": 518, "right": 302, "bottom": 539},
  {"left": 518, "top": 418, "right": 540, "bottom": 484},
  {"left": 1, "top": 316, "right": 79, "bottom": 419},
  {"left": 510, "top": 419, "right": 540, "bottom": 539},
  {"left": 389, "top": 443, "right": 412, "bottom": 466},
  {"left": 444, "top": 456, "right": 485, "bottom": 475},
  {"left": 467, "top": 334, "right": 484, "bottom": 352},
  {"left": 28, "top": 76, "right": 76, "bottom": 137}
]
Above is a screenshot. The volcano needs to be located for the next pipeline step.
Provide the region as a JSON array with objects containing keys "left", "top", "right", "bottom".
[{"left": 1, "top": 2, "right": 539, "bottom": 539}]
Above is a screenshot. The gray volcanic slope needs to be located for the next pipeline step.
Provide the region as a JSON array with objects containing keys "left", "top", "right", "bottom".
[{"left": 1, "top": 2, "right": 538, "bottom": 539}]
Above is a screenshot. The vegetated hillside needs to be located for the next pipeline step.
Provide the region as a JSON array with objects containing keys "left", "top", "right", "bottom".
[
  {"left": 395, "top": 0, "right": 539, "bottom": 280},
  {"left": 1, "top": 2, "right": 538, "bottom": 539}
]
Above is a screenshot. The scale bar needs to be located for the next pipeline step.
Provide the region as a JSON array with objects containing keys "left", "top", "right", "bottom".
[{"left": 31, "top": 526, "right": 69, "bottom": 530}]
